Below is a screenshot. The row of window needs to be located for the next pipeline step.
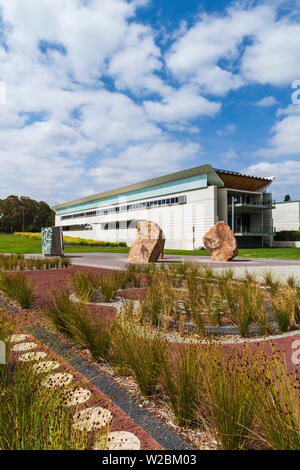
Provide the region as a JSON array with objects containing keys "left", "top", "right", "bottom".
[
  {"left": 61, "top": 195, "right": 186, "bottom": 221},
  {"left": 62, "top": 224, "right": 92, "bottom": 231},
  {"left": 102, "top": 220, "right": 139, "bottom": 231}
]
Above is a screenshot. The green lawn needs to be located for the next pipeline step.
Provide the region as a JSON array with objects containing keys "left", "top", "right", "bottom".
[{"left": 0, "top": 233, "right": 300, "bottom": 259}]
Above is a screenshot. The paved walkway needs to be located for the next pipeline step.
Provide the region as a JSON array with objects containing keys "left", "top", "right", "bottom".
[{"left": 66, "top": 252, "right": 300, "bottom": 283}]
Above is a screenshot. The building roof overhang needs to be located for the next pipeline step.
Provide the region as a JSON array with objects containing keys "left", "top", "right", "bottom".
[{"left": 214, "top": 168, "right": 274, "bottom": 192}]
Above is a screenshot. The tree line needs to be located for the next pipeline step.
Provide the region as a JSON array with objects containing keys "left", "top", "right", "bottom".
[{"left": 0, "top": 195, "right": 55, "bottom": 233}]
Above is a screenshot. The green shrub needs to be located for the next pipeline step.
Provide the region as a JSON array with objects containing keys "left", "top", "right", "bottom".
[
  {"left": 0, "top": 272, "right": 35, "bottom": 308},
  {"left": 274, "top": 230, "right": 300, "bottom": 242},
  {"left": 14, "top": 232, "right": 127, "bottom": 247}
]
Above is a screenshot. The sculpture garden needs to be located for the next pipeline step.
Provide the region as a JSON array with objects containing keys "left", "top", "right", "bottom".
[{"left": 0, "top": 250, "right": 299, "bottom": 450}]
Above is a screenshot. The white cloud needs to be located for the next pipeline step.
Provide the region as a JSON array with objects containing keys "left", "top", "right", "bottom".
[
  {"left": 220, "top": 147, "right": 238, "bottom": 159},
  {"left": 241, "top": 21, "right": 300, "bottom": 85},
  {"left": 144, "top": 86, "right": 221, "bottom": 122},
  {"left": 242, "top": 160, "right": 300, "bottom": 200},
  {"left": 256, "top": 115, "right": 300, "bottom": 157},
  {"left": 2, "top": 0, "right": 136, "bottom": 84},
  {"left": 78, "top": 89, "right": 162, "bottom": 149},
  {"left": 107, "top": 23, "right": 165, "bottom": 95},
  {"left": 89, "top": 140, "right": 202, "bottom": 188},
  {"left": 166, "top": 4, "right": 274, "bottom": 95},
  {"left": 217, "top": 123, "right": 236, "bottom": 136},
  {"left": 254, "top": 96, "right": 278, "bottom": 107}
]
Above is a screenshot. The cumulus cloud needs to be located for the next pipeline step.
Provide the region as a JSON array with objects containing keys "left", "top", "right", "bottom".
[
  {"left": 241, "top": 22, "right": 300, "bottom": 85},
  {"left": 217, "top": 124, "right": 236, "bottom": 136},
  {"left": 220, "top": 148, "right": 238, "bottom": 160},
  {"left": 166, "top": 4, "right": 275, "bottom": 95},
  {"left": 242, "top": 160, "right": 300, "bottom": 200},
  {"left": 144, "top": 86, "right": 221, "bottom": 122},
  {"left": 256, "top": 115, "right": 300, "bottom": 157},
  {"left": 89, "top": 140, "right": 202, "bottom": 188},
  {"left": 254, "top": 96, "right": 279, "bottom": 107}
]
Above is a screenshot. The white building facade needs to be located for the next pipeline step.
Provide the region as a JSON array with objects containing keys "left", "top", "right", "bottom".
[
  {"left": 272, "top": 201, "right": 300, "bottom": 232},
  {"left": 53, "top": 164, "right": 274, "bottom": 250}
]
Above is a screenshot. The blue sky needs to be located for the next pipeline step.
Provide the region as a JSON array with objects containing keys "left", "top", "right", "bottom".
[{"left": 0, "top": 0, "right": 300, "bottom": 205}]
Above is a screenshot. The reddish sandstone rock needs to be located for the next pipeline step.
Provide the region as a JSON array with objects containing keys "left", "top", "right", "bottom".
[
  {"left": 128, "top": 221, "right": 165, "bottom": 264},
  {"left": 203, "top": 221, "right": 238, "bottom": 261}
]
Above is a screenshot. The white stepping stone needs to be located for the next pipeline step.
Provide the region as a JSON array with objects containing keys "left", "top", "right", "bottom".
[
  {"left": 12, "top": 342, "right": 37, "bottom": 352},
  {"left": 94, "top": 431, "right": 141, "bottom": 450},
  {"left": 73, "top": 407, "right": 112, "bottom": 432},
  {"left": 10, "top": 334, "right": 30, "bottom": 343},
  {"left": 19, "top": 351, "right": 47, "bottom": 362},
  {"left": 63, "top": 387, "right": 91, "bottom": 407},
  {"left": 41, "top": 372, "right": 73, "bottom": 389},
  {"left": 32, "top": 361, "right": 60, "bottom": 374}
]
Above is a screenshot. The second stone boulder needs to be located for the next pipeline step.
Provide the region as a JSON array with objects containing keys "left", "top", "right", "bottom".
[{"left": 203, "top": 221, "right": 238, "bottom": 261}]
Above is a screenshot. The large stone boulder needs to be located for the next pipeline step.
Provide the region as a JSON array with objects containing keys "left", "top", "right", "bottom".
[
  {"left": 128, "top": 221, "right": 165, "bottom": 264},
  {"left": 203, "top": 221, "right": 238, "bottom": 261}
]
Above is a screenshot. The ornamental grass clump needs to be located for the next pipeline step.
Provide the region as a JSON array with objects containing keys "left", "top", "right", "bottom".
[
  {"left": 253, "top": 350, "right": 300, "bottom": 450},
  {"left": 109, "top": 321, "right": 131, "bottom": 376},
  {"left": 140, "top": 273, "right": 165, "bottom": 326},
  {"left": 72, "top": 271, "right": 99, "bottom": 302},
  {"left": 45, "top": 287, "right": 113, "bottom": 361},
  {"left": 240, "top": 281, "right": 270, "bottom": 336},
  {"left": 44, "top": 287, "right": 75, "bottom": 337},
  {"left": 68, "top": 306, "right": 114, "bottom": 362},
  {"left": 184, "top": 270, "right": 206, "bottom": 335},
  {"left": 222, "top": 282, "right": 266, "bottom": 337},
  {"left": 203, "top": 346, "right": 255, "bottom": 450},
  {"left": 117, "top": 321, "right": 165, "bottom": 397},
  {"left": 0, "top": 272, "right": 34, "bottom": 308},
  {"left": 161, "top": 344, "right": 204, "bottom": 427},
  {"left": 126, "top": 264, "right": 143, "bottom": 288},
  {"left": 263, "top": 270, "right": 281, "bottom": 296},
  {"left": 158, "top": 277, "right": 178, "bottom": 329},
  {"left": 61, "top": 257, "right": 71, "bottom": 268},
  {"left": 204, "top": 286, "right": 223, "bottom": 327},
  {"left": 271, "top": 286, "right": 300, "bottom": 331},
  {"left": 99, "top": 274, "right": 119, "bottom": 302}
]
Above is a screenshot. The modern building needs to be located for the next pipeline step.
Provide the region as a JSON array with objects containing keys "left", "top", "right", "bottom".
[
  {"left": 52, "top": 164, "right": 275, "bottom": 250},
  {"left": 272, "top": 200, "right": 300, "bottom": 232}
]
